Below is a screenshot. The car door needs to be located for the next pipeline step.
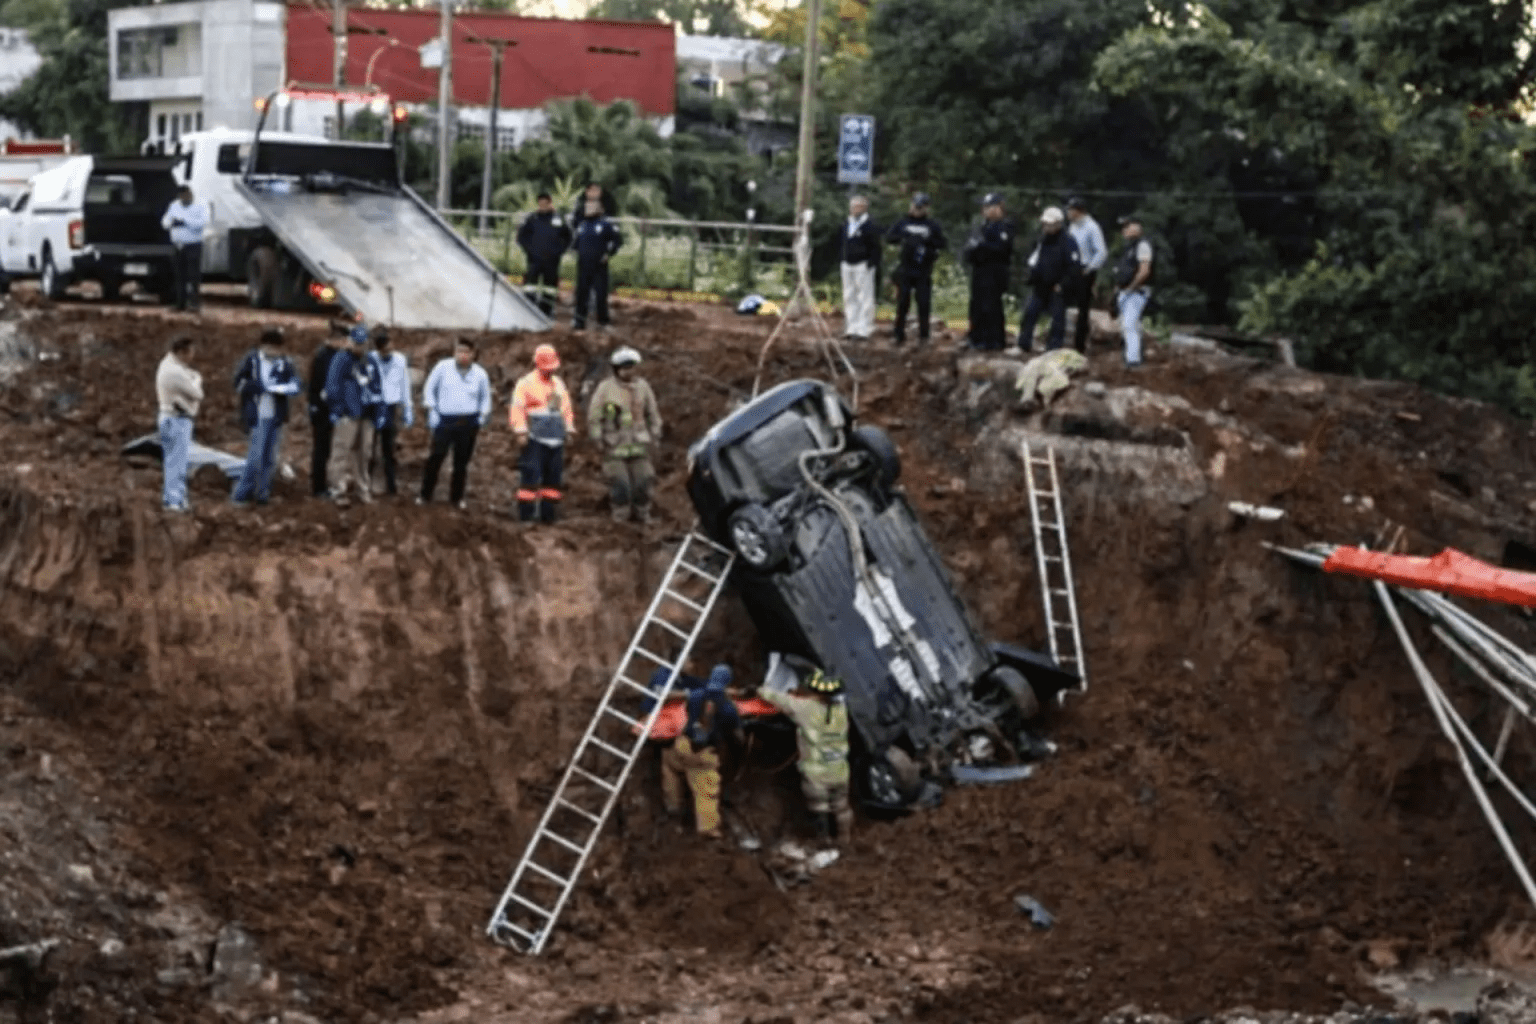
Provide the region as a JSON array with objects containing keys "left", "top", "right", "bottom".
[{"left": 0, "top": 191, "right": 29, "bottom": 273}]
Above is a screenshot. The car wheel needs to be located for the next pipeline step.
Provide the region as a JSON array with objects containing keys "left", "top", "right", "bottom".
[
  {"left": 854, "top": 424, "right": 901, "bottom": 490},
  {"left": 98, "top": 270, "right": 123, "bottom": 302},
  {"left": 727, "top": 503, "right": 787, "bottom": 570},
  {"left": 40, "top": 249, "right": 67, "bottom": 300},
  {"left": 991, "top": 665, "right": 1040, "bottom": 720},
  {"left": 247, "top": 246, "right": 277, "bottom": 308},
  {"left": 866, "top": 747, "right": 923, "bottom": 806}
]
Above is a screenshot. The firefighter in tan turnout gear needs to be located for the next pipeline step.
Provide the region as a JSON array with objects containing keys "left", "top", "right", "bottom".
[
  {"left": 760, "top": 665, "right": 854, "bottom": 847},
  {"left": 588, "top": 346, "right": 663, "bottom": 523}
]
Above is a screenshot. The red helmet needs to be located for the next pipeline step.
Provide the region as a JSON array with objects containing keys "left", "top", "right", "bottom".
[{"left": 534, "top": 344, "right": 560, "bottom": 372}]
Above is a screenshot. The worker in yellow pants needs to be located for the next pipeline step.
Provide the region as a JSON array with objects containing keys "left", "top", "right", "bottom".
[
  {"left": 659, "top": 665, "right": 738, "bottom": 838},
  {"left": 661, "top": 735, "right": 722, "bottom": 836}
]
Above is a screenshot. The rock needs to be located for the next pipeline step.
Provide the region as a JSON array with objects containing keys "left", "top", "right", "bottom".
[
  {"left": 1085, "top": 381, "right": 1107, "bottom": 398},
  {"left": 210, "top": 923, "right": 263, "bottom": 996},
  {"left": 66, "top": 863, "right": 94, "bottom": 885},
  {"left": 98, "top": 937, "right": 124, "bottom": 957},
  {"left": 1478, "top": 980, "right": 1536, "bottom": 1024}
]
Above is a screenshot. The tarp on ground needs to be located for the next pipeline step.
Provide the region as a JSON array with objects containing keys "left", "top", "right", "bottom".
[{"left": 1322, "top": 546, "right": 1536, "bottom": 608}]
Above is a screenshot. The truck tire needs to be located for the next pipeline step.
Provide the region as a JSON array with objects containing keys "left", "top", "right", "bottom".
[
  {"left": 854, "top": 424, "right": 901, "bottom": 490},
  {"left": 727, "top": 503, "right": 787, "bottom": 571},
  {"left": 247, "top": 246, "right": 277, "bottom": 309},
  {"left": 40, "top": 249, "right": 67, "bottom": 300},
  {"left": 990, "top": 665, "right": 1040, "bottom": 720},
  {"left": 98, "top": 269, "right": 123, "bottom": 302}
]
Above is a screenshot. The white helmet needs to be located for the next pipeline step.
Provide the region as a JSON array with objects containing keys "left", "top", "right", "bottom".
[{"left": 611, "top": 346, "right": 642, "bottom": 367}]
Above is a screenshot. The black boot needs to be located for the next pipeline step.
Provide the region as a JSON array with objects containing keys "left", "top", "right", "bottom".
[
  {"left": 518, "top": 500, "right": 537, "bottom": 522},
  {"left": 540, "top": 500, "right": 559, "bottom": 525},
  {"left": 812, "top": 813, "right": 832, "bottom": 841}
]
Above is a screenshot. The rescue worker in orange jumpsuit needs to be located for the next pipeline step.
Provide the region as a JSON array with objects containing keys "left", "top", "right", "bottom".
[
  {"left": 508, "top": 344, "right": 576, "bottom": 523},
  {"left": 660, "top": 664, "right": 740, "bottom": 838}
]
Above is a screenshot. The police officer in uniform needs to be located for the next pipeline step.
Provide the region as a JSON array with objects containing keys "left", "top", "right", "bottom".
[
  {"left": 962, "top": 192, "right": 1014, "bottom": 351},
  {"left": 516, "top": 192, "right": 571, "bottom": 315},
  {"left": 884, "top": 192, "right": 947, "bottom": 345}
]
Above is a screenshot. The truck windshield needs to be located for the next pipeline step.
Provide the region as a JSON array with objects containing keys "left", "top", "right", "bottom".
[{"left": 85, "top": 175, "right": 136, "bottom": 205}]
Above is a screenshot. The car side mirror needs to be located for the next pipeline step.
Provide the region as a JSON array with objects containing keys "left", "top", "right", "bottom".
[{"left": 822, "top": 391, "right": 845, "bottom": 431}]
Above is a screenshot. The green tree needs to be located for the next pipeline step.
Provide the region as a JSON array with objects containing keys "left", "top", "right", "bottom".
[
  {"left": 587, "top": 0, "right": 762, "bottom": 36},
  {"left": 0, "top": 0, "right": 149, "bottom": 152}
]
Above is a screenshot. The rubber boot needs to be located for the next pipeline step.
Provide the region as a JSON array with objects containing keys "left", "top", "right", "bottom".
[
  {"left": 518, "top": 500, "right": 537, "bottom": 522},
  {"left": 633, "top": 502, "right": 652, "bottom": 524},
  {"left": 540, "top": 500, "right": 560, "bottom": 525},
  {"left": 812, "top": 812, "right": 832, "bottom": 842}
]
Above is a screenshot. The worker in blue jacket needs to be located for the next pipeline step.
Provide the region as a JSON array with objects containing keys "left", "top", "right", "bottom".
[
  {"left": 571, "top": 195, "right": 623, "bottom": 331},
  {"left": 231, "top": 326, "right": 302, "bottom": 507},
  {"left": 517, "top": 192, "right": 572, "bottom": 315},
  {"left": 323, "top": 325, "right": 378, "bottom": 507},
  {"left": 659, "top": 664, "right": 740, "bottom": 838}
]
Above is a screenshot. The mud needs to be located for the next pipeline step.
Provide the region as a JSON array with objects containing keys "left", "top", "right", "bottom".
[{"left": 2, "top": 293, "right": 1536, "bottom": 1023}]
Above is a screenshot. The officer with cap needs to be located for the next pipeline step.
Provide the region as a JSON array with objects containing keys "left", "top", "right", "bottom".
[
  {"left": 961, "top": 192, "right": 1015, "bottom": 351},
  {"left": 587, "top": 345, "right": 663, "bottom": 523},
  {"left": 884, "top": 192, "right": 948, "bottom": 345},
  {"left": 1019, "top": 205, "right": 1081, "bottom": 352}
]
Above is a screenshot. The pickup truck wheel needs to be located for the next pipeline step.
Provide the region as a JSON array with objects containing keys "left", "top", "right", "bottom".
[
  {"left": 727, "top": 503, "right": 787, "bottom": 571},
  {"left": 98, "top": 270, "right": 123, "bottom": 302},
  {"left": 867, "top": 748, "right": 923, "bottom": 806},
  {"left": 991, "top": 666, "right": 1040, "bottom": 720},
  {"left": 247, "top": 246, "right": 277, "bottom": 308},
  {"left": 40, "top": 249, "right": 67, "bottom": 300},
  {"left": 854, "top": 424, "right": 901, "bottom": 490}
]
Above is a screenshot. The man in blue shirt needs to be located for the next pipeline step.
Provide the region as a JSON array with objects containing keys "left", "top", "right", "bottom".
[
  {"left": 323, "top": 325, "right": 378, "bottom": 507},
  {"left": 418, "top": 337, "right": 492, "bottom": 508},
  {"left": 1065, "top": 197, "right": 1107, "bottom": 354},
  {"left": 160, "top": 187, "right": 208, "bottom": 313},
  {"left": 231, "top": 327, "right": 302, "bottom": 507}
]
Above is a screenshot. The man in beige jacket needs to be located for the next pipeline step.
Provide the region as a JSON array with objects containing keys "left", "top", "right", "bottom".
[{"left": 155, "top": 335, "right": 203, "bottom": 512}]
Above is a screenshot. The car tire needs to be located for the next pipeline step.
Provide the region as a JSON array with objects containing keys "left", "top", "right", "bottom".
[
  {"left": 98, "top": 270, "right": 123, "bottom": 302},
  {"left": 991, "top": 666, "right": 1040, "bottom": 720},
  {"left": 40, "top": 249, "right": 67, "bottom": 300},
  {"left": 727, "top": 503, "right": 787, "bottom": 570},
  {"left": 867, "top": 747, "right": 923, "bottom": 806},
  {"left": 247, "top": 246, "right": 277, "bottom": 308},
  {"left": 854, "top": 424, "right": 901, "bottom": 490}
]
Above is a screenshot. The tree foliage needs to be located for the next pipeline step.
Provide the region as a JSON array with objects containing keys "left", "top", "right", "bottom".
[{"left": 586, "top": 0, "right": 761, "bottom": 36}]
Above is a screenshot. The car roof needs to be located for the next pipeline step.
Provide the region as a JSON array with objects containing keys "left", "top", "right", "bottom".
[{"left": 688, "top": 379, "right": 827, "bottom": 466}]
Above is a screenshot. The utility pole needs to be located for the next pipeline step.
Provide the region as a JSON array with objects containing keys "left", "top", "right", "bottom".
[
  {"left": 435, "top": 0, "right": 453, "bottom": 211},
  {"left": 789, "top": 0, "right": 823, "bottom": 314},
  {"left": 332, "top": 0, "right": 347, "bottom": 139},
  {"left": 478, "top": 41, "right": 511, "bottom": 234}
]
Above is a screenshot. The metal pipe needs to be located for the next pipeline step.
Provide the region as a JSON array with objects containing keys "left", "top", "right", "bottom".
[
  {"left": 1374, "top": 581, "right": 1536, "bottom": 909},
  {"left": 435, "top": 0, "right": 452, "bottom": 211},
  {"left": 1430, "top": 625, "right": 1535, "bottom": 720},
  {"left": 478, "top": 42, "right": 506, "bottom": 234},
  {"left": 332, "top": 0, "right": 347, "bottom": 139},
  {"left": 790, "top": 0, "right": 822, "bottom": 236}
]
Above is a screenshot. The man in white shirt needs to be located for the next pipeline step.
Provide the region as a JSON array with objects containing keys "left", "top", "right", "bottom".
[
  {"left": 154, "top": 335, "right": 203, "bottom": 513},
  {"left": 370, "top": 327, "right": 414, "bottom": 496},
  {"left": 1065, "top": 197, "right": 1107, "bottom": 353},
  {"left": 840, "top": 195, "right": 881, "bottom": 340},
  {"left": 1114, "top": 214, "right": 1156, "bottom": 368},
  {"left": 418, "top": 337, "right": 492, "bottom": 509},
  {"left": 160, "top": 187, "right": 208, "bottom": 313}
]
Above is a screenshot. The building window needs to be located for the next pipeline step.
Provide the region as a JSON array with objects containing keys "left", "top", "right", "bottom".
[
  {"left": 195, "top": 111, "right": 203, "bottom": 131},
  {"left": 182, "top": 113, "right": 192, "bottom": 133},
  {"left": 116, "top": 25, "right": 201, "bottom": 80},
  {"left": 156, "top": 113, "right": 166, "bottom": 138}
]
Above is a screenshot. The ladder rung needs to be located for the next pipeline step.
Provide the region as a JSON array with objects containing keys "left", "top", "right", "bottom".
[
  {"left": 527, "top": 862, "right": 570, "bottom": 887},
  {"left": 586, "top": 736, "right": 632, "bottom": 761},
  {"left": 572, "top": 765, "right": 618, "bottom": 792},
  {"left": 540, "top": 829, "right": 587, "bottom": 856},
  {"left": 651, "top": 617, "right": 692, "bottom": 641},
  {"left": 662, "top": 588, "right": 706, "bottom": 614},
  {"left": 1043, "top": 555, "right": 1062, "bottom": 562},
  {"left": 633, "top": 646, "right": 673, "bottom": 668},
  {"left": 676, "top": 560, "right": 722, "bottom": 584},
  {"left": 616, "top": 674, "right": 654, "bottom": 697},
  {"left": 508, "top": 893, "right": 554, "bottom": 918},
  {"left": 493, "top": 918, "right": 538, "bottom": 944},
  {"left": 555, "top": 797, "right": 602, "bottom": 823},
  {"left": 602, "top": 704, "right": 642, "bottom": 730},
  {"left": 1050, "top": 587, "right": 1070, "bottom": 595},
  {"left": 1034, "top": 490, "right": 1055, "bottom": 498}
]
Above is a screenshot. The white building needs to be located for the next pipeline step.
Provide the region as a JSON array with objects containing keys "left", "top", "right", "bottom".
[
  {"left": 0, "top": 28, "right": 43, "bottom": 142},
  {"left": 676, "top": 34, "right": 784, "bottom": 108},
  {"left": 108, "top": 0, "right": 285, "bottom": 152}
]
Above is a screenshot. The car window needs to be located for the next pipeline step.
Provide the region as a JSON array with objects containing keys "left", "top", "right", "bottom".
[
  {"left": 85, "top": 175, "right": 136, "bottom": 205},
  {"left": 215, "top": 143, "right": 247, "bottom": 174},
  {"left": 10, "top": 192, "right": 28, "bottom": 213}
]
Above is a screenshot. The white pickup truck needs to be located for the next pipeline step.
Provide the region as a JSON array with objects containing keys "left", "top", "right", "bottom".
[{"left": 0, "top": 155, "right": 182, "bottom": 300}]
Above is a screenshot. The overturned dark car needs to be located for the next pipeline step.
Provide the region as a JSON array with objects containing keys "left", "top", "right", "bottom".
[{"left": 687, "top": 379, "right": 1079, "bottom": 808}]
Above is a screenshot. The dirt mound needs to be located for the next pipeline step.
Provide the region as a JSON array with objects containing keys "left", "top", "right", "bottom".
[{"left": 2, "top": 297, "right": 1536, "bottom": 1023}]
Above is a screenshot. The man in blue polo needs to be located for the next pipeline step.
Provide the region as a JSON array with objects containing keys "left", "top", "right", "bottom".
[{"left": 418, "top": 337, "right": 492, "bottom": 509}]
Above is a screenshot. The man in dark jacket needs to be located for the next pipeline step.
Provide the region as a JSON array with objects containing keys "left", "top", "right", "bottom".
[
  {"left": 963, "top": 193, "right": 1014, "bottom": 351},
  {"left": 571, "top": 195, "right": 623, "bottom": 331},
  {"left": 306, "top": 321, "right": 347, "bottom": 497},
  {"left": 231, "top": 327, "right": 302, "bottom": 507},
  {"left": 839, "top": 195, "right": 881, "bottom": 340},
  {"left": 323, "top": 325, "right": 378, "bottom": 507},
  {"left": 1019, "top": 206, "right": 1081, "bottom": 352},
  {"left": 517, "top": 192, "right": 571, "bottom": 316},
  {"left": 884, "top": 192, "right": 946, "bottom": 345},
  {"left": 569, "top": 181, "right": 617, "bottom": 233}
]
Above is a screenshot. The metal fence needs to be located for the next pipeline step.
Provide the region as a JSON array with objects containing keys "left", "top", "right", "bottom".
[{"left": 442, "top": 209, "right": 800, "bottom": 300}]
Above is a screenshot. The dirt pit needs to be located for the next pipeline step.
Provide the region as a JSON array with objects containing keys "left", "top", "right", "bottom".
[{"left": 3, "top": 292, "right": 1536, "bottom": 1023}]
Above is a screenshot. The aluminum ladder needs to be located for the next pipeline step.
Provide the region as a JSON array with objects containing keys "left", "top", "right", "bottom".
[
  {"left": 1022, "top": 442, "right": 1087, "bottom": 695},
  {"left": 486, "top": 531, "right": 736, "bottom": 954}
]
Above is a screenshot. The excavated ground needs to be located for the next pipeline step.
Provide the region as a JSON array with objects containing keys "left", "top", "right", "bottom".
[{"left": 3, "top": 290, "right": 1536, "bottom": 1024}]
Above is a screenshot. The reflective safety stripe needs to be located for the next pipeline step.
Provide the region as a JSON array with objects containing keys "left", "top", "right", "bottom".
[
  {"left": 516, "top": 489, "right": 538, "bottom": 501},
  {"left": 538, "top": 488, "right": 562, "bottom": 500}
]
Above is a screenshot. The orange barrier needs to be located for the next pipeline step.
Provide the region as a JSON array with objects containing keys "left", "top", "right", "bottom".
[
  {"left": 646, "top": 696, "right": 782, "bottom": 740},
  {"left": 1322, "top": 546, "right": 1536, "bottom": 608}
]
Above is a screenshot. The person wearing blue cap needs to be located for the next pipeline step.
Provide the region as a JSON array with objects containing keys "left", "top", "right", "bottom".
[
  {"left": 660, "top": 664, "right": 741, "bottom": 838},
  {"left": 961, "top": 192, "right": 1014, "bottom": 350},
  {"left": 885, "top": 192, "right": 947, "bottom": 346},
  {"left": 322, "top": 324, "right": 379, "bottom": 507}
]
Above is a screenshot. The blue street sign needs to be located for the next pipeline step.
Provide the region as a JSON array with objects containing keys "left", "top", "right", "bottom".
[{"left": 837, "top": 114, "right": 875, "bottom": 185}]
